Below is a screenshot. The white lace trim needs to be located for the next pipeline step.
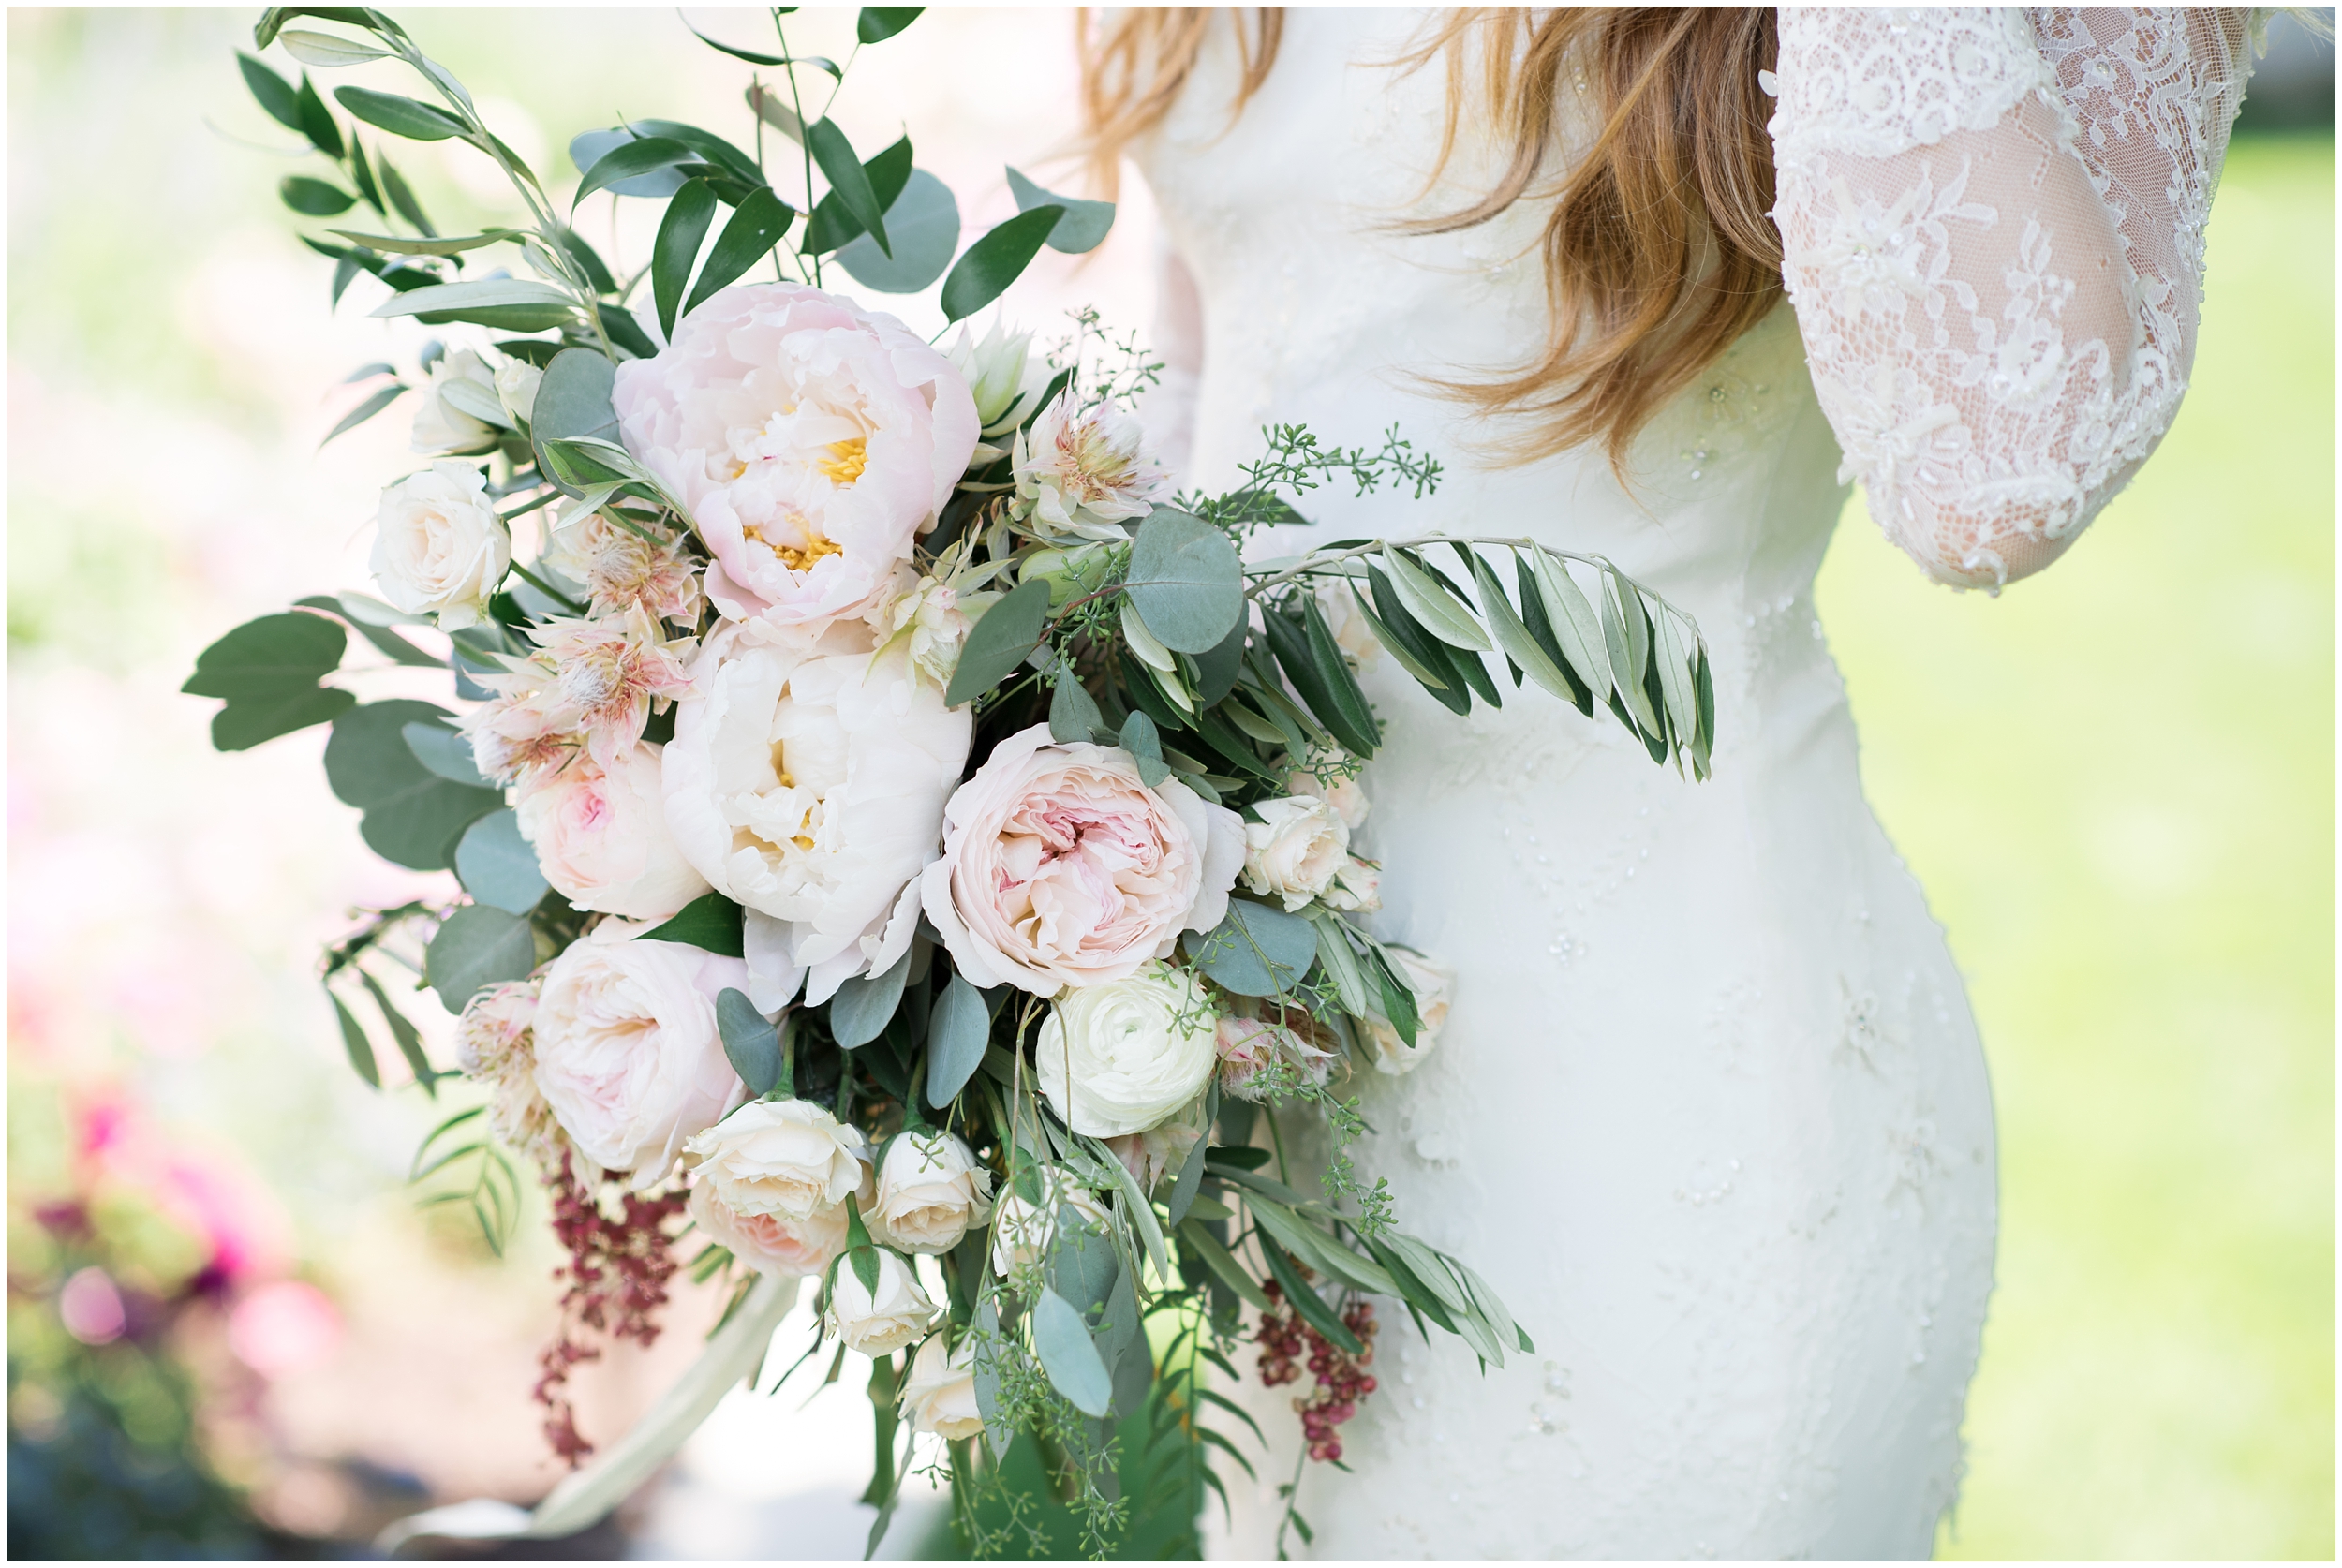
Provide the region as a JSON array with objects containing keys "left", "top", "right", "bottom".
[{"left": 1769, "top": 7, "right": 2257, "bottom": 587}]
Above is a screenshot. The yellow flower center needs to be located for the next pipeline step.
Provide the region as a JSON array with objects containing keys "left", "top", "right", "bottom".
[
  {"left": 742, "top": 520, "right": 843, "bottom": 573},
  {"left": 816, "top": 437, "right": 867, "bottom": 486}
]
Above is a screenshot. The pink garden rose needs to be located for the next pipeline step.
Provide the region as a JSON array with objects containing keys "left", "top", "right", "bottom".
[
  {"left": 514, "top": 740, "right": 709, "bottom": 922},
  {"left": 921, "top": 724, "right": 1244, "bottom": 995},
  {"left": 614, "top": 283, "right": 978, "bottom": 629},
  {"left": 531, "top": 921, "right": 749, "bottom": 1188}
]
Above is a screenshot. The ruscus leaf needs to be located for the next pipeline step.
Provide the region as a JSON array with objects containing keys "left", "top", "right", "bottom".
[{"left": 939, "top": 204, "right": 1061, "bottom": 323}]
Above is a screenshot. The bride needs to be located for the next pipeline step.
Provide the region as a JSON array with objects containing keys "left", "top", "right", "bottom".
[{"left": 1077, "top": 7, "right": 2260, "bottom": 1558}]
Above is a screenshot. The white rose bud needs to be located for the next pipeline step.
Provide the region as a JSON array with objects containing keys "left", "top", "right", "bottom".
[
  {"left": 1365, "top": 949, "right": 1454, "bottom": 1076},
  {"left": 1321, "top": 855, "right": 1382, "bottom": 913},
  {"left": 900, "top": 1332, "right": 986, "bottom": 1441},
  {"left": 409, "top": 348, "right": 508, "bottom": 454},
  {"left": 370, "top": 461, "right": 511, "bottom": 630},
  {"left": 870, "top": 1131, "right": 994, "bottom": 1256},
  {"left": 828, "top": 1248, "right": 937, "bottom": 1356},
  {"left": 681, "top": 1098, "right": 868, "bottom": 1222},
  {"left": 689, "top": 1179, "right": 849, "bottom": 1280},
  {"left": 988, "top": 1177, "right": 1111, "bottom": 1278},
  {"left": 1239, "top": 795, "right": 1351, "bottom": 911},
  {"left": 495, "top": 359, "right": 542, "bottom": 426},
  {"left": 1104, "top": 1098, "right": 1207, "bottom": 1191},
  {"left": 1034, "top": 963, "right": 1218, "bottom": 1137},
  {"left": 1285, "top": 750, "right": 1370, "bottom": 830}
]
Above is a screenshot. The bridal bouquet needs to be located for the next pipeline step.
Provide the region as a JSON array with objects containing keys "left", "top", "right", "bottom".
[{"left": 190, "top": 7, "right": 1713, "bottom": 1555}]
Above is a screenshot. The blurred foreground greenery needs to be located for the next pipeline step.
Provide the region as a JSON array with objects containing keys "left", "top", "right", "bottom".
[{"left": 1813, "top": 135, "right": 2334, "bottom": 1560}]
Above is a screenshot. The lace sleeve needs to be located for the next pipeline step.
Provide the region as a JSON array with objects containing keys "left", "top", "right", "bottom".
[{"left": 1767, "top": 7, "right": 2260, "bottom": 588}]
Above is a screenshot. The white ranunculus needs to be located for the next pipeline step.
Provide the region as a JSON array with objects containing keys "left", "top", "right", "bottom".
[
  {"left": 1365, "top": 949, "right": 1454, "bottom": 1077},
  {"left": 495, "top": 359, "right": 542, "bottom": 426},
  {"left": 1034, "top": 963, "right": 1218, "bottom": 1137},
  {"left": 681, "top": 1097, "right": 868, "bottom": 1221},
  {"left": 870, "top": 1131, "right": 994, "bottom": 1255},
  {"left": 515, "top": 741, "right": 710, "bottom": 922},
  {"left": 1239, "top": 795, "right": 1351, "bottom": 911},
  {"left": 530, "top": 920, "right": 749, "bottom": 1187},
  {"left": 665, "top": 619, "right": 971, "bottom": 1005},
  {"left": 409, "top": 348, "right": 508, "bottom": 454},
  {"left": 689, "top": 1178, "right": 849, "bottom": 1280},
  {"left": 370, "top": 461, "right": 511, "bottom": 630},
  {"left": 901, "top": 1333, "right": 986, "bottom": 1441},
  {"left": 828, "top": 1248, "right": 937, "bottom": 1355},
  {"left": 988, "top": 1176, "right": 1111, "bottom": 1278}
]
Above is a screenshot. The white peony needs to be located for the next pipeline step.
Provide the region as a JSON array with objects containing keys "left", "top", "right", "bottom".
[
  {"left": 870, "top": 1131, "right": 994, "bottom": 1255},
  {"left": 1239, "top": 795, "right": 1351, "bottom": 911},
  {"left": 1012, "top": 392, "right": 1167, "bottom": 542},
  {"left": 901, "top": 1332, "right": 986, "bottom": 1441},
  {"left": 664, "top": 618, "right": 971, "bottom": 1005},
  {"left": 514, "top": 740, "right": 710, "bottom": 922},
  {"left": 828, "top": 1248, "right": 938, "bottom": 1355},
  {"left": 530, "top": 920, "right": 749, "bottom": 1187},
  {"left": 681, "top": 1098, "right": 869, "bottom": 1221},
  {"left": 1034, "top": 963, "right": 1218, "bottom": 1136},
  {"left": 1364, "top": 948, "right": 1453, "bottom": 1076},
  {"left": 409, "top": 348, "right": 508, "bottom": 454},
  {"left": 369, "top": 461, "right": 510, "bottom": 630}
]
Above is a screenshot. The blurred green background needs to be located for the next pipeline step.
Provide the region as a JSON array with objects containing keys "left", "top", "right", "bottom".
[
  {"left": 7, "top": 8, "right": 2332, "bottom": 1559},
  {"left": 1816, "top": 133, "right": 2335, "bottom": 1560}
]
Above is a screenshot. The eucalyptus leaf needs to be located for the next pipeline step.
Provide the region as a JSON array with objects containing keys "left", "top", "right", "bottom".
[
  {"left": 529, "top": 348, "right": 619, "bottom": 499},
  {"left": 924, "top": 976, "right": 989, "bottom": 1108},
  {"left": 184, "top": 611, "right": 345, "bottom": 702},
  {"left": 427, "top": 903, "right": 537, "bottom": 1013},
  {"left": 829, "top": 946, "right": 912, "bottom": 1050},
  {"left": 1045, "top": 1207, "right": 1119, "bottom": 1314},
  {"left": 1188, "top": 897, "right": 1316, "bottom": 998},
  {"left": 453, "top": 809, "right": 548, "bottom": 916},
  {"left": 1124, "top": 509, "right": 1243, "bottom": 654},
  {"left": 1118, "top": 710, "right": 1168, "bottom": 787},
  {"left": 569, "top": 127, "right": 688, "bottom": 199},
  {"left": 943, "top": 577, "right": 1049, "bottom": 706},
  {"left": 402, "top": 720, "right": 487, "bottom": 786},
  {"left": 836, "top": 170, "right": 958, "bottom": 294},
  {"left": 717, "top": 987, "right": 783, "bottom": 1096},
  {"left": 1047, "top": 666, "right": 1104, "bottom": 744},
  {"left": 1004, "top": 166, "right": 1114, "bottom": 255},
  {"left": 642, "top": 891, "right": 746, "bottom": 956},
  {"left": 1031, "top": 1288, "right": 1112, "bottom": 1417},
  {"left": 939, "top": 204, "right": 1060, "bottom": 323},
  {"left": 211, "top": 686, "right": 356, "bottom": 751}
]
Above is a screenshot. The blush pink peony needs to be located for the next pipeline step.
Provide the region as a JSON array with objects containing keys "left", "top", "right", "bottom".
[
  {"left": 613, "top": 282, "right": 978, "bottom": 629},
  {"left": 921, "top": 724, "right": 1244, "bottom": 996}
]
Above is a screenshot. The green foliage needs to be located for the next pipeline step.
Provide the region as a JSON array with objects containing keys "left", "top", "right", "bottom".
[
  {"left": 641, "top": 890, "right": 747, "bottom": 955},
  {"left": 425, "top": 903, "right": 536, "bottom": 1013},
  {"left": 182, "top": 610, "right": 354, "bottom": 751},
  {"left": 717, "top": 987, "right": 785, "bottom": 1096},
  {"left": 941, "top": 204, "right": 1062, "bottom": 323}
]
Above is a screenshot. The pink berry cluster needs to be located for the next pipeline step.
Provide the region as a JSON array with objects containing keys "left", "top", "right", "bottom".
[{"left": 1256, "top": 1280, "right": 1382, "bottom": 1463}]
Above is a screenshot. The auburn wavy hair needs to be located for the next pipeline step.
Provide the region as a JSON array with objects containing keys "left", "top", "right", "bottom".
[{"left": 1076, "top": 7, "right": 1784, "bottom": 468}]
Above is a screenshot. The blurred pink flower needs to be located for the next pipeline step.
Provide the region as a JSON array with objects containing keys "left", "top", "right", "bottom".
[
  {"left": 58, "top": 1267, "right": 126, "bottom": 1345},
  {"left": 227, "top": 1280, "right": 344, "bottom": 1378}
]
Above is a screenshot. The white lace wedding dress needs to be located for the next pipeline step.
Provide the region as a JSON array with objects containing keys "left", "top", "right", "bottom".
[{"left": 1132, "top": 7, "right": 2259, "bottom": 1557}]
